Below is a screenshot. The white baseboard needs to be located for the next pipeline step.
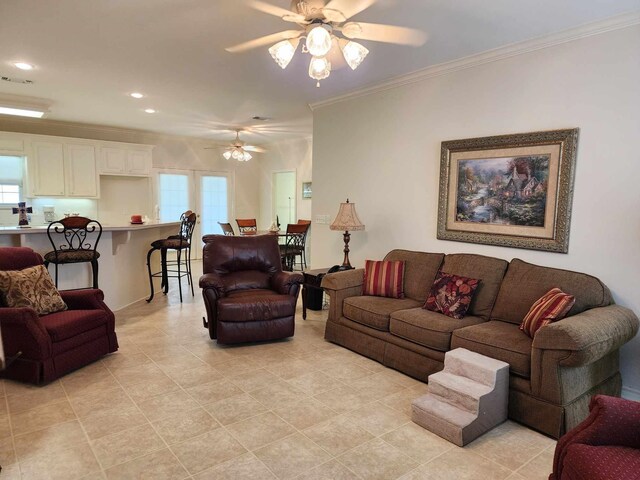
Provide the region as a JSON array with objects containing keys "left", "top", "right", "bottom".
[
  {"left": 621, "top": 386, "right": 640, "bottom": 401},
  {"left": 113, "top": 296, "right": 148, "bottom": 312}
]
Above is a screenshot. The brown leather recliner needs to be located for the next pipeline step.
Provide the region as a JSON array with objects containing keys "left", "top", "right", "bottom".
[{"left": 199, "top": 234, "right": 304, "bottom": 344}]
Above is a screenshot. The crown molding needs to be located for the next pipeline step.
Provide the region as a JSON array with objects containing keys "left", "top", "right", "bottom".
[{"left": 309, "top": 11, "right": 640, "bottom": 110}]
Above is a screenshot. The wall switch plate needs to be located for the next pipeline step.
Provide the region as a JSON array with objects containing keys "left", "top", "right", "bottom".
[{"left": 315, "top": 214, "right": 332, "bottom": 224}]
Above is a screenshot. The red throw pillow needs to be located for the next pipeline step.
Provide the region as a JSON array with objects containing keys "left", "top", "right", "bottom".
[
  {"left": 423, "top": 272, "right": 480, "bottom": 319},
  {"left": 362, "top": 260, "right": 405, "bottom": 298},
  {"left": 520, "top": 287, "right": 575, "bottom": 338}
]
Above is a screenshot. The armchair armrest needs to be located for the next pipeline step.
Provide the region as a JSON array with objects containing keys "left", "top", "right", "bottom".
[
  {"left": 199, "top": 273, "right": 226, "bottom": 298},
  {"left": 532, "top": 305, "right": 639, "bottom": 367},
  {"left": 0, "top": 307, "right": 52, "bottom": 360},
  {"left": 60, "top": 289, "right": 107, "bottom": 310},
  {"left": 271, "top": 271, "right": 304, "bottom": 295},
  {"left": 552, "top": 395, "right": 640, "bottom": 479}
]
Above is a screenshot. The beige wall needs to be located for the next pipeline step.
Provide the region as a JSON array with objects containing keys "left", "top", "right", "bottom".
[
  {"left": 311, "top": 26, "right": 640, "bottom": 396},
  {"left": 0, "top": 118, "right": 261, "bottom": 226},
  {"left": 258, "top": 137, "right": 313, "bottom": 226}
]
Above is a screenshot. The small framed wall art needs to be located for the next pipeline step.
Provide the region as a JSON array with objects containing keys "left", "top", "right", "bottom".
[
  {"left": 436, "top": 128, "right": 579, "bottom": 253},
  {"left": 302, "top": 182, "right": 312, "bottom": 199}
]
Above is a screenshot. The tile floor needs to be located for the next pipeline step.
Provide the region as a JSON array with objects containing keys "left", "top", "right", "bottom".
[{"left": 0, "top": 261, "right": 556, "bottom": 479}]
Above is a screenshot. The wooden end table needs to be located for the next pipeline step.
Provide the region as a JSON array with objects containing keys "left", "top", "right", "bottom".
[{"left": 302, "top": 268, "right": 330, "bottom": 320}]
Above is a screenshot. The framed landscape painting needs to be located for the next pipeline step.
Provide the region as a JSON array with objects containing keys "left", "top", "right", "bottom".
[{"left": 437, "top": 129, "right": 579, "bottom": 253}]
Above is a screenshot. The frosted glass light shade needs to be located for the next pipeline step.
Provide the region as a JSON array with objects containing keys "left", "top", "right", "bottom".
[
  {"left": 308, "top": 56, "right": 331, "bottom": 81},
  {"left": 242, "top": 152, "right": 252, "bottom": 161},
  {"left": 269, "top": 38, "right": 299, "bottom": 69},
  {"left": 341, "top": 40, "right": 369, "bottom": 70},
  {"left": 223, "top": 150, "right": 232, "bottom": 160},
  {"left": 306, "top": 25, "right": 332, "bottom": 57}
]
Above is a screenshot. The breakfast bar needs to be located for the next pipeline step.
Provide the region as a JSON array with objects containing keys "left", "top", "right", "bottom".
[{"left": 0, "top": 221, "right": 179, "bottom": 310}]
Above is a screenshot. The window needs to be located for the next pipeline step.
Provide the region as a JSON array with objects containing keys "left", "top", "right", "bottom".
[
  {"left": 0, "top": 156, "right": 24, "bottom": 205},
  {"left": 158, "top": 173, "right": 190, "bottom": 222}
]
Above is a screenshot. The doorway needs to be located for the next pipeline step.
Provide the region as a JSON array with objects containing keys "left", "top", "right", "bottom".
[{"left": 272, "top": 170, "right": 296, "bottom": 227}]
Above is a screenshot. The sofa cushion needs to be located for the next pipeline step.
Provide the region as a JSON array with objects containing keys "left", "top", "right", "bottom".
[
  {"left": 217, "top": 289, "right": 296, "bottom": 322},
  {"left": 424, "top": 271, "right": 480, "bottom": 319},
  {"left": 384, "top": 250, "right": 444, "bottom": 303},
  {"left": 563, "top": 444, "right": 640, "bottom": 480},
  {"left": 451, "top": 321, "right": 532, "bottom": 378},
  {"left": 441, "top": 254, "right": 509, "bottom": 319},
  {"left": 520, "top": 287, "right": 575, "bottom": 338},
  {"left": 363, "top": 260, "right": 405, "bottom": 298},
  {"left": 40, "top": 309, "right": 109, "bottom": 342},
  {"left": 492, "top": 259, "right": 612, "bottom": 325},
  {"left": 343, "top": 296, "right": 422, "bottom": 331},
  {"left": 390, "top": 308, "right": 486, "bottom": 351}
]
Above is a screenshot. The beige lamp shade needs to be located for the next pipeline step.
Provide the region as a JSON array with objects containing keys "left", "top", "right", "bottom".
[{"left": 330, "top": 199, "right": 365, "bottom": 231}]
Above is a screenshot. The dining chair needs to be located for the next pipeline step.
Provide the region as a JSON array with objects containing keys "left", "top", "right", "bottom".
[
  {"left": 44, "top": 216, "right": 102, "bottom": 288},
  {"left": 236, "top": 218, "right": 257, "bottom": 235},
  {"left": 218, "top": 222, "right": 235, "bottom": 236},
  {"left": 280, "top": 223, "right": 309, "bottom": 271}
]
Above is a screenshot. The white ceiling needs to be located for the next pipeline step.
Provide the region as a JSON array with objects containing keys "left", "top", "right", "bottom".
[{"left": 0, "top": 0, "right": 638, "bottom": 144}]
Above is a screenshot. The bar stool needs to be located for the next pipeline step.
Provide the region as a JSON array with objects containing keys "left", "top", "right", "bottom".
[
  {"left": 44, "top": 216, "right": 102, "bottom": 288},
  {"left": 146, "top": 211, "right": 196, "bottom": 302}
]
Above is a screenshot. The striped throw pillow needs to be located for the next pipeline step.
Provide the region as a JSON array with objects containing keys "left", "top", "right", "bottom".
[
  {"left": 362, "top": 260, "right": 405, "bottom": 298},
  {"left": 520, "top": 287, "right": 576, "bottom": 338}
]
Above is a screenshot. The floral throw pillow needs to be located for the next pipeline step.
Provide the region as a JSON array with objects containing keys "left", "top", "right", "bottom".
[
  {"left": 423, "top": 271, "right": 480, "bottom": 319},
  {"left": 0, "top": 264, "right": 67, "bottom": 315}
]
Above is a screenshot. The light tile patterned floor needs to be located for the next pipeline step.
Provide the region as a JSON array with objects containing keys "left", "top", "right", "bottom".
[{"left": 0, "top": 261, "right": 556, "bottom": 479}]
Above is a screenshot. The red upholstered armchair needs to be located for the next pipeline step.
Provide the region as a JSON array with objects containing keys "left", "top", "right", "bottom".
[
  {"left": 550, "top": 395, "right": 640, "bottom": 480},
  {"left": 0, "top": 247, "right": 118, "bottom": 384},
  {"left": 200, "top": 234, "right": 304, "bottom": 344}
]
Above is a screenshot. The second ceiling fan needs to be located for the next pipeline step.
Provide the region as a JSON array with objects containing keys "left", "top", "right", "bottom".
[
  {"left": 206, "top": 130, "right": 266, "bottom": 162},
  {"left": 226, "top": 0, "right": 427, "bottom": 86}
]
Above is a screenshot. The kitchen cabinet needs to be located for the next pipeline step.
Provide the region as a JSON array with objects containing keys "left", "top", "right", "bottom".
[
  {"left": 31, "top": 141, "right": 66, "bottom": 196},
  {"left": 30, "top": 141, "right": 99, "bottom": 198},
  {"left": 64, "top": 144, "right": 98, "bottom": 197},
  {"left": 99, "top": 147, "right": 152, "bottom": 176}
]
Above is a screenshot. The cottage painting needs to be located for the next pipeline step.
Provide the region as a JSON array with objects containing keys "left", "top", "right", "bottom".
[{"left": 456, "top": 155, "right": 550, "bottom": 227}]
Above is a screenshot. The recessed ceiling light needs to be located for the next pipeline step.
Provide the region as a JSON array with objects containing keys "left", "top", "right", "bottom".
[
  {"left": 13, "top": 62, "right": 34, "bottom": 71},
  {"left": 130, "top": 92, "right": 144, "bottom": 99},
  {"left": 144, "top": 108, "right": 156, "bottom": 114}
]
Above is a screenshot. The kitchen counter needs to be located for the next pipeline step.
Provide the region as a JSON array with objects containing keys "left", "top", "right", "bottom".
[
  {"left": 0, "top": 221, "right": 179, "bottom": 234},
  {"left": 0, "top": 221, "right": 181, "bottom": 310}
]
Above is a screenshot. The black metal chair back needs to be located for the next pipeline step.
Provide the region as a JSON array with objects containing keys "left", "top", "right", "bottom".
[
  {"left": 45, "top": 216, "right": 102, "bottom": 288},
  {"left": 281, "top": 223, "right": 308, "bottom": 271}
]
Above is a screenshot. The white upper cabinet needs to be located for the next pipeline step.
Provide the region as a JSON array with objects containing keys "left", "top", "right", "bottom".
[
  {"left": 31, "top": 141, "right": 66, "bottom": 196},
  {"left": 99, "top": 146, "right": 152, "bottom": 176},
  {"left": 64, "top": 144, "right": 98, "bottom": 197}
]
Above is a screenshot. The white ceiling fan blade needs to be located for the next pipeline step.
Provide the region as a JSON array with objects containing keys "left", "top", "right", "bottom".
[
  {"left": 248, "top": 0, "right": 307, "bottom": 23},
  {"left": 323, "top": 0, "right": 376, "bottom": 21},
  {"left": 225, "top": 30, "right": 302, "bottom": 53},
  {"left": 342, "top": 22, "right": 427, "bottom": 46},
  {"left": 243, "top": 145, "right": 266, "bottom": 153}
]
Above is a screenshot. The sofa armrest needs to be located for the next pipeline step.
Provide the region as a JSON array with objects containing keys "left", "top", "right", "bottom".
[
  {"left": 60, "top": 289, "right": 107, "bottom": 310},
  {"left": 271, "top": 271, "right": 304, "bottom": 295},
  {"left": 0, "top": 307, "right": 52, "bottom": 360},
  {"left": 320, "top": 269, "right": 364, "bottom": 323},
  {"left": 532, "top": 305, "right": 639, "bottom": 367},
  {"left": 199, "top": 273, "right": 226, "bottom": 298},
  {"left": 552, "top": 395, "right": 640, "bottom": 479},
  {"left": 321, "top": 268, "right": 364, "bottom": 291}
]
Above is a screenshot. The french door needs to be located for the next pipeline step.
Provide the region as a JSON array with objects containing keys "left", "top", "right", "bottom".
[{"left": 156, "top": 169, "right": 233, "bottom": 259}]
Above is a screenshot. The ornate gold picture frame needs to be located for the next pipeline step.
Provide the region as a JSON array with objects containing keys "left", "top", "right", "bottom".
[{"left": 437, "top": 129, "right": 579, "bottom": 253}]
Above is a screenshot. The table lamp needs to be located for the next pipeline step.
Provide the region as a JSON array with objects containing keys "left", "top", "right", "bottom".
[{"left": 330, "top": 199, "right": 365, "bottom": 270}]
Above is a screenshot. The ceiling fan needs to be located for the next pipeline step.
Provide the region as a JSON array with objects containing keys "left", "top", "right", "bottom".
[
  {"left": 205, "top": 130, "right": 266, "bottom": 162},
  {"left": 226, "top": 0, "right": 427, "bottom": 86}
]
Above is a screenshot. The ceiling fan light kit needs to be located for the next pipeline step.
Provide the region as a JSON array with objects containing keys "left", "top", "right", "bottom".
[{"left": 227, "top": 0, "right": 426, "bottom": 87}]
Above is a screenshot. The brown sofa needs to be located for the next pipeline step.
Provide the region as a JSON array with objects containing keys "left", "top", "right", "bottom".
[{"left": 322, "top": 250, "right": 639, "bottom": 438}]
